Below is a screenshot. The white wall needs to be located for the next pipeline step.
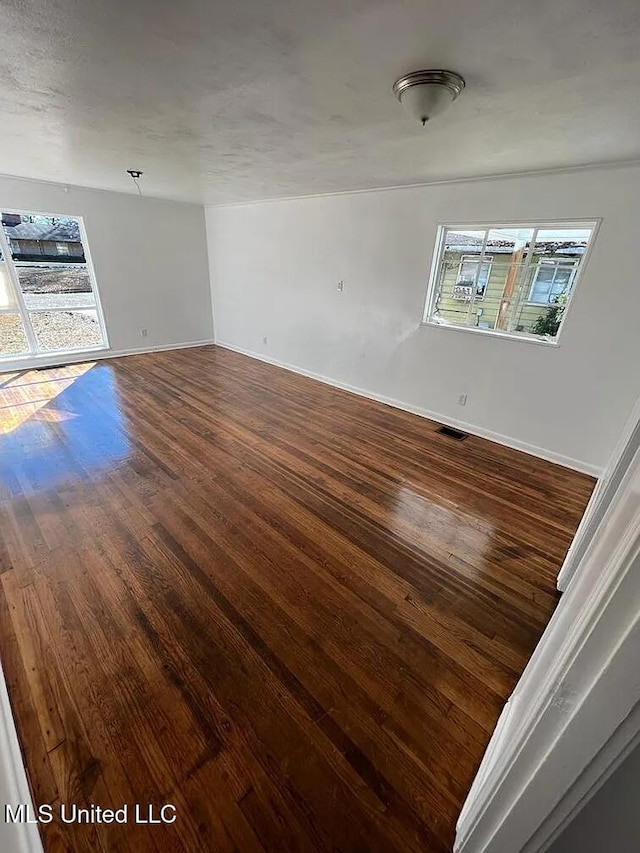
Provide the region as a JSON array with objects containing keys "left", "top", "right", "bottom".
[
  {"left": 0, "top": 175, "right": 213, "bottom": 365},
  {"left": 206, "top": 163, "right": 640, "bottom": 474},
  {"left": 547, "top": 741, "right": 640, "bottom": 853}
]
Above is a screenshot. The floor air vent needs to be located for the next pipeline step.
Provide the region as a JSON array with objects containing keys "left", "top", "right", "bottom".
[{"left": 437, "top": 425, "right": 468, "bottom": 441}]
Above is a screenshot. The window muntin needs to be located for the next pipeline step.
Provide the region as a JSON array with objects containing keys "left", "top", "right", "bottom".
[
  {"left": 0, "top": 212, "right": 108, "bottom": 361},
  {"left": 0, "top": 251, "right": 17, "bottom": 311},
  {"left": 424, "top": 222, "right": 597, "bottom": 343}
]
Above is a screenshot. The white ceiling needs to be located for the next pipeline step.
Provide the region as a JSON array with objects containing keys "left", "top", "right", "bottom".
[{"left": 2, "top": 0, "right": 640, "bottom": 205}]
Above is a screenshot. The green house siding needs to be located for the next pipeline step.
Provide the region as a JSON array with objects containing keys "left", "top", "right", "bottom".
[{"left": 433, "top": 250, "right": 579, "bottom": 334}]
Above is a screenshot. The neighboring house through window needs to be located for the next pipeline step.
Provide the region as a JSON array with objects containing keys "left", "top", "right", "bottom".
[{"left": 424, "top": 221, "right": 598, "bottom": 343}]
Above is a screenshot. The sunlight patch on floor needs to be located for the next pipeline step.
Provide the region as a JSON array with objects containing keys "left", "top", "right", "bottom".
[{"left": 0, "top": 362, "right": 95, "bottom": 435}]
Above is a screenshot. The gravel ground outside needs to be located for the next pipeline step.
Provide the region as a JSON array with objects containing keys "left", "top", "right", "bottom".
[
  {"left": 23, "top": 292, "right": 96, "bottom": 310},
  {"left": 17, "top": 265, "right": 92, "bottom": 294},
  {"left": 1, "top": 265, "right": 104, "bottom": 355},
  {"left": 1, "top": 312, "right": 103, "bottom": 355},
  {"left": 30, "top": 311, "right": 104, "bottom": 351},
  {"left": 0, "top": 315, "right": 29, "bottom": 355}
]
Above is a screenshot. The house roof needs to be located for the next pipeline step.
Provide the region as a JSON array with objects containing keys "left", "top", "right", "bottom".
[
  {"left": 4, "top": 218, "right": 81, "bottom": 242},
  {"left": 444, "top": 234, "right": 587, "bottom": 255}
]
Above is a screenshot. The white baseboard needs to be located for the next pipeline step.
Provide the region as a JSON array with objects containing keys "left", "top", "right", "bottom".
[
  {"left": 455, "top": 692, "right": 522, "bottom": 849},
  {"left": 0, "top": 663, "right": 43, "bottom": 853},
  {"left": 216, "top": 340, "right": 601, "bottom": 478},
  {"left": 102, "top": 339, "right": 216, "bottom": 360},
  {"left": 0, "top": 339, "right": 215, "bottom": 374}
]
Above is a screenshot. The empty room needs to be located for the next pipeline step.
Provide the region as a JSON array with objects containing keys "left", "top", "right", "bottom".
[{"left": 1, "top": 1, "right": 640, "bottom": 852}]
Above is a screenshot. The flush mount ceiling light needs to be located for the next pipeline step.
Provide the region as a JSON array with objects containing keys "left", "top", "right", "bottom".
[{"left": 393, "top": 69, "right": 465, "bottom": 126}]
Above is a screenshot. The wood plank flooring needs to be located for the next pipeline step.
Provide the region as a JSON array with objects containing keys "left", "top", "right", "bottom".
[{"left": 0, "top": 345, "right": 594, "bottom": 852}]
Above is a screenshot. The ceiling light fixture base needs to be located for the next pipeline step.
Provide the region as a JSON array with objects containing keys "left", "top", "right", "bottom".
[{"left": 393, "top": 69, "right": 465, "bottom": 125}]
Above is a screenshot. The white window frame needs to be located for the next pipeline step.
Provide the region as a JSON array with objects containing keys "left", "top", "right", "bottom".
[
  {"left": 422, "top": 219, "right": 600, "bottom": 346},
  {"left": 0, "top": 209, "right": 110, "bottom": 365}
]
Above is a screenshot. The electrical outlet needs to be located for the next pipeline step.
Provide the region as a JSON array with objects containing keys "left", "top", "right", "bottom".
[
  {"left": 337, "top": 280, "right": 344, "bottom": 292},
  {"left": 263, "top": 336, "right": 268, "bottom": 346},
  {"left": 458, "top": 393, "right": 467, "bottom": 406},
  {"left": 140, "top": 328, "right": 148, "bottom": 338}
]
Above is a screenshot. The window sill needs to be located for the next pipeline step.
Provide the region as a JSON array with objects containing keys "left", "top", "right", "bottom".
[
  {"left": 524, "top": 301, "right": 560, "bottom": 308},
  {"left": 0, "top": 344, "right": 111, "bottom": 368},
  {"left": 420, "top": 320, "right": 560, "bottom": 347}
]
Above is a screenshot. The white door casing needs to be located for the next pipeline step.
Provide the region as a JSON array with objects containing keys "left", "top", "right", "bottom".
[{"left": 455, "top": 406, "right": 640, "bottom": 853}]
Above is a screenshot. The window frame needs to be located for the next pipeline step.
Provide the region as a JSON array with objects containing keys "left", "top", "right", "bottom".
[
  {"left": 0, "top": 208, "right": 110, "bottom": 363},
  {"left": 422, "top": 219, "right": 600, "bottom": 346}
]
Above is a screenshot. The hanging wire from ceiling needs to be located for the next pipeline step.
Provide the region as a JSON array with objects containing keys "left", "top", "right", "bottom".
[{"left": 126, "top": 169, "right": 143, "bottom": 196}]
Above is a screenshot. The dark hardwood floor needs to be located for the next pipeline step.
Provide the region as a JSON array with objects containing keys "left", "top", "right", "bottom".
[{"left": 0, "top": 345, "right": 594, "bottom": 852}]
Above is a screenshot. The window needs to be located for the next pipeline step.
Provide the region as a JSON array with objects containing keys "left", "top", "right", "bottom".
[
  {"left": 0, "top": 212, "right": 109, "bottom": 362},
  {"left": 528, "top": 259, "right": 577, "bottom": 305},
  {"left": 424, "top": 221, "right": 598, "bottom": 343},
  {"left": 452, "top": 255, "right": 493, "bottom": 300}
]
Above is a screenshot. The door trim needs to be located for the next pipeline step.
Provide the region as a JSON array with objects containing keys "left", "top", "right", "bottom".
[
  {"left": 557, "top": 395, "right": 640, "bottom": 591},
  {"left": 455, "top": 425, "right": 640, "bottom": 852}
]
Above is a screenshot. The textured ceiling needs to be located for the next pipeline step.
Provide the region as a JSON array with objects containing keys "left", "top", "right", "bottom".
[{"left": 2, "top": 0, "right": 640, "bottom": 204}]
